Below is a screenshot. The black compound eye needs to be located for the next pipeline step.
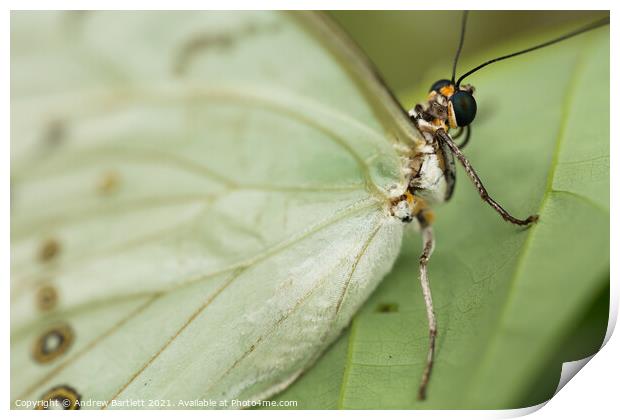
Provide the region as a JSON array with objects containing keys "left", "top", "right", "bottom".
[
  {"left": 450, "top": 90, "right": 477, "bottom": 127},
  {"left": 429, "top": 79, "right": 452, "bottom": 93}
]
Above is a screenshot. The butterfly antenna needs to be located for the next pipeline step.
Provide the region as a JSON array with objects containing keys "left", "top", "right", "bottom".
[
  {"left": 456, "top": 15, "right": 609, "bottom": 86},
  {"left": 451, "top": 11, "right": 469, "bottom": 84}
]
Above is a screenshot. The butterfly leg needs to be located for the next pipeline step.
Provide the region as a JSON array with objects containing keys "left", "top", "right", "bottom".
[
  {"left": 417, "top": 220, "right": 436, "bottom": 401},
  {"left": 435, "top": 128, "right": 538, "bottom": 226}
]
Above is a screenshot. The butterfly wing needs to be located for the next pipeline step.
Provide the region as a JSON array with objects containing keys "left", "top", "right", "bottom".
[{"left": 11, "top": 11, "right": 417, "bottom": 407}]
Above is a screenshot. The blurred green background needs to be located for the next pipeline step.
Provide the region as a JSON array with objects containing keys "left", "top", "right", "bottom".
[{"left": 330, "top": 11, "right": 608, "bottom": 93}]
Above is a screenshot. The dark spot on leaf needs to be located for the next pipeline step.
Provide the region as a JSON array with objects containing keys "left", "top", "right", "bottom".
[{"left": 376, "top": 303, "right": 399, "bottom": 313}]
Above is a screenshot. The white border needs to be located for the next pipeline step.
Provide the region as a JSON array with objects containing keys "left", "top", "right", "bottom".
[{"left": 2, "top": 1, "right": 616, "bottom": 419}]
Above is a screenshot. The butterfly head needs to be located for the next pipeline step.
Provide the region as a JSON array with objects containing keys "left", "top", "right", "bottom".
[{"left": 428, "top": 79, "right": 477, "bottom": 129}]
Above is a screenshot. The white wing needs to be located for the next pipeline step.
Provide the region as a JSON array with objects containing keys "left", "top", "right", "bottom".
[{"left": 11, "top": 11, "right": 418, "bottom": 407}]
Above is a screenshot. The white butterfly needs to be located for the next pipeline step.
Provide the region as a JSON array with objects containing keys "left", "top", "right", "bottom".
[{"left": 10, "top": 10, "right": 608, "bottom": 409}]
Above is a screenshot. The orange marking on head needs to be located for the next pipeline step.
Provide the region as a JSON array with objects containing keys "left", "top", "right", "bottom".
[{"left": 439, "top": 85, "right": 455, "bottom": 97}]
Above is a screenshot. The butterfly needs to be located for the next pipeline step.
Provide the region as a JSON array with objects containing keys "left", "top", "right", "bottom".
[{"left": 10, "top": 11, "right": 609, "bottom": 409}]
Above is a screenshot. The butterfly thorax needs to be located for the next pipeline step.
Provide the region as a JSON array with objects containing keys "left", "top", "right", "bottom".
[{"left": 389, "top": 85, "right": 473, "bottom": 224}]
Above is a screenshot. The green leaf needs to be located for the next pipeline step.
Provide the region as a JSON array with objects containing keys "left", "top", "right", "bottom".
[{"left": 271, "top": 23, "right": 609, "bottom": 409}]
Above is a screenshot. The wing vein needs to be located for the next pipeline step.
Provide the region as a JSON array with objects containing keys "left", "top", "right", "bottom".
[
  {"left": 79, "top": 200, "right": 379, "bottom": 404},
  {"left": 200, "top": 218, "right": 385, "bottom": 399}
]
